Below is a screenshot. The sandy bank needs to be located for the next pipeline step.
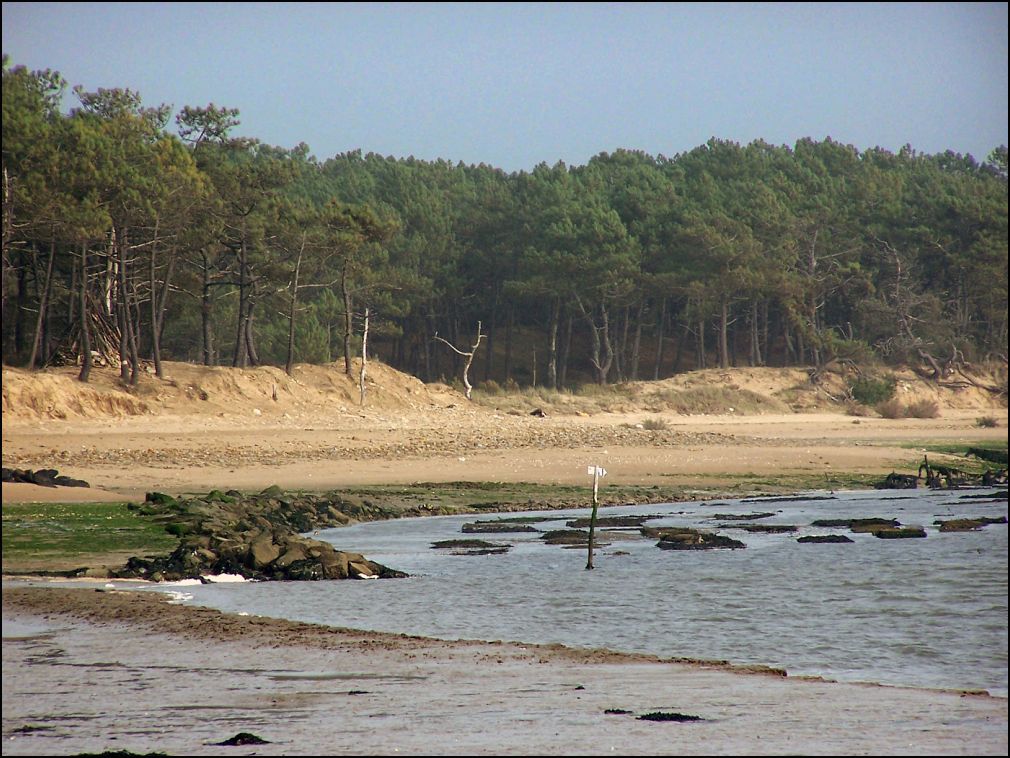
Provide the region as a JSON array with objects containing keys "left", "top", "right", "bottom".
[{"left": 2, "top": 585, "right": 1007, "bottom": 756}]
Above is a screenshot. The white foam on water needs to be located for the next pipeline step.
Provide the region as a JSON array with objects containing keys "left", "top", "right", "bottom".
[{"left": 202, "top": 573, "right": 248, "bottom": 583}]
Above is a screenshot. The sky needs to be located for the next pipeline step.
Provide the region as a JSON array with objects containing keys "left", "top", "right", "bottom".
[{"left": 2, "top": 2, "right": 1007, "bottom": 172}]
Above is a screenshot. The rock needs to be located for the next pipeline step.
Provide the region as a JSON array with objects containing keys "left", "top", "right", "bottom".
[
  {"left": 215, "top": 732, "right": 270, "bottom": 746},
  {"left": 723, "top": 524, "right": 797, "bottom": 533},
  {"left": 810, "top": 518, "right": 901, "bottom": 532},
  {"left": 646, "top": 527, "right": 746, "bottom": 550},
  {"left": 541, "top": 529, "right": 592, "bottom": 545},
  {"left": 249, "top": 533, "right": 281, "bottom": 568},
  {"left": 565, "top": 515, "right": 657, "bottom": 528},
  {"left": 111, "top": 488, "right": 408, "bottom": 582},
  {"left": 935, "top": 516, "right": 1007, "bottom": 532},
  {"left": 797, "top": 534, "right": 854, "bottom": 543},
  {"left": 875, "top": 472, "right": 919, "bottom": 489},
  {"left": 1, "top": 466, "right": 89, "bottom": 488},
  {"left": 462, "top": 521, "right": 539, "bottom": 533},
  {"left": 872, "top": 527, "right": 927, "bottom": 539}
]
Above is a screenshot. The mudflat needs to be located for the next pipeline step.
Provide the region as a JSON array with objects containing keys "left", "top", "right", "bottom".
[{"left": 3, "top": 585, "right": 1007, "bottom": 756}]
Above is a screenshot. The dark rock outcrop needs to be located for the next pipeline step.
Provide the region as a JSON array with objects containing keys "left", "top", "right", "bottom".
[
  {"left": 2, "top": 466, "right": 90, "bottom": 488},
  {"left": 797, "top": 534, "right": 854, "bottom": 544},
  {"left": 113, "top": 487, "right": 407, "bottom": 582},
  {"left": 462, "top": 520, "right": 539, "bottom": 533},
  {"left": 876, "top": 472, "right": 918, "bottom": 489},
  {"left": 431, "top": 539, "right": 510, "bottom": 555},
  {"left": 935, "top": 516, "right": 1007, "bottom": 532},
  {"left": 643, "top": 526, "right": 746, "bottom": 550},
  {"left": 872, "top": 527, "right": 927, "bottom": 539}
]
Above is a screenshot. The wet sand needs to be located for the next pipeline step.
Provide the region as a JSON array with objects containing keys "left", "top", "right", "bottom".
[{"left": 2, "top": 585, "right": 1006, "bottom": 756}]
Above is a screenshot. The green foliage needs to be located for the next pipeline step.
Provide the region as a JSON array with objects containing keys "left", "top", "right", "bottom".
[
  {"left": 849, "top": 375, "right": 897, "bottom": 405},
  {"left": 2, "top": 55, "right": 1006, "bottom": 385}
]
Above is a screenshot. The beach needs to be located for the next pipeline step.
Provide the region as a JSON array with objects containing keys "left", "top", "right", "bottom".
[
  {"left": 3, "top": 585, "right": 1007, "bottom": 756},
  {"left": 2, "top": 360, "right": 1007, "bottom": 754}
]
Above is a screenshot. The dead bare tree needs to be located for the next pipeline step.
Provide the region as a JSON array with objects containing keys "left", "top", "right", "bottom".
[
  {"left": 434, "top": 321, "right": 484, "bottom": 400},
  {"left": 359, "top": 307, "right": 369, "bottom": 406}
]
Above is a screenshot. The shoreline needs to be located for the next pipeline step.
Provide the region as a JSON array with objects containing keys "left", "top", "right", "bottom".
[
  {"left": 1, "top": 578, "right": 1003, "bottom": 700},
  {"left": 3, "top": 584, "right": 1008, "bottom": 756}
]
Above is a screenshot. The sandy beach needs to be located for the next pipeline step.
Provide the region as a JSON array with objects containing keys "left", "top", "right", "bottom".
[{"left": 2, "top": 360, "right": 1007, "bottom": 754}]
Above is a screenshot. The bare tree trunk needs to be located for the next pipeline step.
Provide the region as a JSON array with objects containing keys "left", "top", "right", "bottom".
[
  {"left": 359, "top": 307, "right": 369, "bottom": 405},
  {"left": 285, "top": 236, "right": 305, "bottom": 376},
  {"left": 504, "top": 303, "right": 514, "bottom": 384},
  {"left": 200, "top": 250, "right": 214, "bottom": 365},
  {"left": 749, "top": 300, "right": 762, "bottom": 366},
  {"left": 78, "top": 242, "right": 93, "bottom": 383},
  {"left": 653, "top": 297, "right": 666, "bottom": 380},
  {"left": 575, "top": 295, "right": 613, "bottom": 385},
  {"left": 696, "top": 318, "right": 706, "bottom": 370},
  {"left": 341, "top": 261, "right": 353, "bottom": 375},
  {"left": 547, "top": 297, "right": 560, "bottom": 390},
  {"left": 718, "top": 298, "right": 730, "bottom": 369},
  {"left": 28, "top": 236, "right": 56, "bottom": 370},
  {"left": 149, "top": 226, "right": 175, "bottom": 379},
  {"left": 630, "top": 301, "right": 644, "bottom": 381},
  {"left": 434, "top": 321, "right": 485, "bottom": 400},
  {"left": 244, "top": 300, "right": 260, "bottom": 367},
  {"left": 233, "top": 240, "right": 249, "bottom": 368},
  {"left": 559, "top": 312, "right": 572, "bottom": 389}
]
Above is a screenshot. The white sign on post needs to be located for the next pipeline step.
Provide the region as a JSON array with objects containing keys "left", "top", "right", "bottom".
[{"left": 587, "top": 465, "right": 607, "bottom": 477}]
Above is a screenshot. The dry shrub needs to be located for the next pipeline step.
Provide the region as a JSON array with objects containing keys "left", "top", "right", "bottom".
[
  {"left": 641, "top": 417, "right": 670, "bottom": 431},
  {"left": 905, "top": 399, "right": 940, "bottom": 419},
  {"left": 844, "top": 401, "right": 874, "bottom": 417},
  {"left": 975, "top": 415, "right": 999, "bottom": 428},
  {"left": 875, "top": 398, "right": 906, "bottom": 419}
]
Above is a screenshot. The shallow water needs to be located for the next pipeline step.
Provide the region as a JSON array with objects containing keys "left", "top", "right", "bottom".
[{"left": 148, "top": 488, "right": 1008, "bottom": 697}]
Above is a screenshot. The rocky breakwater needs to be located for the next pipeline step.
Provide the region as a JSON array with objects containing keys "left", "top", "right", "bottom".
[{"left": 114, "top": 486, "right": 408, "bottom": 582}]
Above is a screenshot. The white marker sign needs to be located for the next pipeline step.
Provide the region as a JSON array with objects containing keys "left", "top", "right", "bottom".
[{"left": 587, "top": 465, "right": 607, "bottom": 477}]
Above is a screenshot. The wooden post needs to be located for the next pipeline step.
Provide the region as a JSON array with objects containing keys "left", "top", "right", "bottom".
[{"left": 586, "top": 465, "right": 603, "bottom": 570}]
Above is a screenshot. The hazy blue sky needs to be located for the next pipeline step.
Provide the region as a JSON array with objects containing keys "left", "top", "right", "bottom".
[{"left": 3, "top": 2, "right": 1007, "bottom": 172}]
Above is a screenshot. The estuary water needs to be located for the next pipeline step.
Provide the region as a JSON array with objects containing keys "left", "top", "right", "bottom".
[{"left": 149, "top": 488, "right": 1008, "bottom": 697}]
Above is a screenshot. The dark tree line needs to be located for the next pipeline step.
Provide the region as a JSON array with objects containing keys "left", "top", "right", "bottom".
[{"left": 3, "top": 57, "right": 1007, "bottom": 389}]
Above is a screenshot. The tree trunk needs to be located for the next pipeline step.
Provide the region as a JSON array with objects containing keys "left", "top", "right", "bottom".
[
  {"left": 547, "top": 297, "right": 560, "bottom": 390},
  {"left": 28, "top": 236, "right": 56, "bottom": 370},
  {"left": 504, "top": 302, "right": 514, "bottom": 383},
  {"left": 652, "top": 297, "right": 666, "bottom": 380},
  {"left": 201, "top": 250, "right": 214, "bottom": 366},
  {"left": 341, "top": 261, "right": 354, "bottom": 375},
  {"left": 359, "top": 307, "right": 369, "bottom": 405},
  {"left": 718, "top": 298, "right": 730, "bottom": 369},
  {"left": 696, "top": 318, "right": 706, "bottom": 370},
  {"left": 749, "top": 300, "right": 762, "bottom": 367},
  {"left": 78, "top": 242, "right": 93, "bottom": 383},
  {"left": 630, "top": 301, "right": 644, "bottom": 381},
  {"left": 559, "top": 312, "right": 572, "bottom": 389},
  {"left": 233, "top": 240, "right": 249, "bottom": 368},
  {"left": 285, "top": 236, "right": 305, "bottom": 376}
]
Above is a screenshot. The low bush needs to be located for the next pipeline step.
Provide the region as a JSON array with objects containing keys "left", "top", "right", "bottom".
[
  {"left": 875, "top": 397, "right": 906, "bottom": 419},
  {"left": 975, "top": 416, "right": 999, "bottom": 428},
  {"left": 849, "top": 375, "right": 896, "bottom": 405},
  {"left": 844, "top": 401, "right": 874, "bottom": 417},
  {"left": 904, "top": 399, "right": 940, "bottom": 419}
]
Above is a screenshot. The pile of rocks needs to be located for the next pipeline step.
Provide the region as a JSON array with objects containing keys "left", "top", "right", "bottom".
[{"left": 114, "top": 487, "right": 407, "bottom": 582}]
